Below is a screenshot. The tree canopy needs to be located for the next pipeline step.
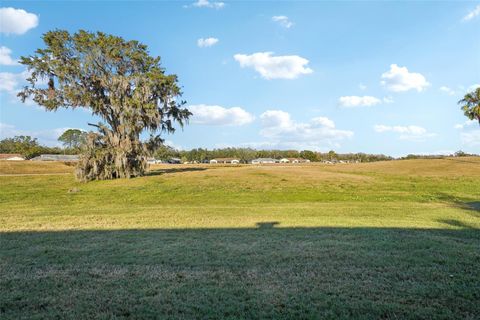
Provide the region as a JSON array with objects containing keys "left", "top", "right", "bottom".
[
  {"left": 458, "top": 87, "right": 480, "bottom": 125},
  {"left": 0, "top": 136, "right": 72, "bottom": 159},
  {"left": 58, "top": 129, "right": 87, "bottom": 149},
  {"left": 18, "top": 30, "right": 191, "bottom": 181}
]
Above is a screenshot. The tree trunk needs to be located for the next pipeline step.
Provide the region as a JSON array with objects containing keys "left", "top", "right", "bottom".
[{"left": 75, "top": 131, "right": 147, "bottom": 182}]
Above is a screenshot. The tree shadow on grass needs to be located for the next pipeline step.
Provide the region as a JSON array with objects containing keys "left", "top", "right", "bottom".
[
  {"left": 145, "top": 167, "right": 208, "bottom": 177},
  {"left": 1, "top": 225, "right": 479, "bottom": 319},
  {"left": 464, "top": 201, "right": 480, "bottom": 212},
  {"left": 256, "top": 221, "right": 279, "bottom": 229},
  {"left": 452, "top": 201, "right": 480, "bottom": 217},
  {"left": 435, "top": 192, "right": 480, "bottom": 216},
  {"left": 436, "top": 219, "right": 478, "bottom": 229}
]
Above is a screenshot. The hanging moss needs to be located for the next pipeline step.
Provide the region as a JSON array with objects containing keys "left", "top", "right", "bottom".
[{"left": 17, "top": 30, "right": 191, "bottom": 181}]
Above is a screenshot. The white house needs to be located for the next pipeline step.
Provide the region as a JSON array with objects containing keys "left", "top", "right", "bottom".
[
  {"left": 251, "top": 158, "right": 278, "bottom": 164},
  {"left": 0, "top": 153, "right": 25, "bottom": 161},
  {"left": 279, "top": 158, "right": 310, "bottom": 164},
  {"left": 147, "top": 157, "right": 162, "bottom": 164},
  {"left": 210, "top": 158, "right": 240, "bottom": 164}
]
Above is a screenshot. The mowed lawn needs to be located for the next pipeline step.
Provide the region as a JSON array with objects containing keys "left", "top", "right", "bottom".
[{"left": 1, "top": 158, "right": 479, "bottom": 319}]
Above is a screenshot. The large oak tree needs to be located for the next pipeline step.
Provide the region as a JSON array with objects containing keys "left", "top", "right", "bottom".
[
  {"left": 18, "top": 30, "right": 191, "bottom": 181},
  {"left": 458, "top": 87, "right": 480, "bottom": 125}
]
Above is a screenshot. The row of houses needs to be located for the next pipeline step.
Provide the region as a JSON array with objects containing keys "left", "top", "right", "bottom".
[
  {"left": 209, "top": 157, "right": 311, "bottom": 164},
  {"left": 0, "top": 153, "right": 311, "bottom": 165}
]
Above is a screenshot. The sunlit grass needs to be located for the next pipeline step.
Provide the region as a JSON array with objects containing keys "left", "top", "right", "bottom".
[{"left": 1, "top": 158, "right": 479, "bottom": 319}]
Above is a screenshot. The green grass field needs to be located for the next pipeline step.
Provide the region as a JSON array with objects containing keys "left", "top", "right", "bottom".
[{"left": 1, "top": 158, "right": 479, "bottom": 319}]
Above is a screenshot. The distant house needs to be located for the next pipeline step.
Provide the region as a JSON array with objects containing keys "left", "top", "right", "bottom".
[
  {"left": 322, "top": 160, "right": 337, "bottom": 164},
  {"left": 147, "top": 157, "right": 162, "bottom": 164},
  {"left": 167, "top": 157, "right": 182, "bottom": 164},
  {"left": 251, "top": 158, "right": 278, "bottom": 164},
  {"left": 0, "top": 153, "right": 25, "bottom": 161},
  {"left": 210, "top": 158, "right": 240, "bottom": 164},
  {"left": 279, "top": 158, "right": 310, "bottom": 164},
  {"left": 30, "top": 154, "right": 79, "bottom": 162}
]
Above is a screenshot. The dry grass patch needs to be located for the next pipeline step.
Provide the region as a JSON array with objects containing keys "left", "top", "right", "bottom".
[{"left": 0, "top": 161, "right": 75, "bottom": 175}]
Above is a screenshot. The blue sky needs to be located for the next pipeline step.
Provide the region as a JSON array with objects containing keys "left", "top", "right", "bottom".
[{"left": 0, "top": 1, "right": 479, "bottom": 156}]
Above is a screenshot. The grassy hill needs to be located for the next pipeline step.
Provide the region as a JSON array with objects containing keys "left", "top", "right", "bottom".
[{"left": 1, "top": 158, "right": 479, "bottom": 319}]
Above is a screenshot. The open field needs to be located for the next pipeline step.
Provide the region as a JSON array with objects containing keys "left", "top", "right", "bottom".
[{"left": 1, "top": 158, "right": 479, "bottom": 319}]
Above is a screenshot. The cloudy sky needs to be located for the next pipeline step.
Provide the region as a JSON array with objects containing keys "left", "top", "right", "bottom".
[{"left": 0, "top": 1, "right": 479, "bottom": 156}]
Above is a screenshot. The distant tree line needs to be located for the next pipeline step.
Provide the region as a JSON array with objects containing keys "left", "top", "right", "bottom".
[
  {"left": 0, "top": 129, "right": 86, "bottom": 159},
  {"left": 400, "top": 151, "right": 478, "bottom": 160},
  {"left": 0, "top": 136, "right": 77, "bottom": 159},
  {"left": 2, "top": 134, "right": 477, "bottom": 162},
  {"left": 153, "top": 145, "right": 395, "bottom": 163}
]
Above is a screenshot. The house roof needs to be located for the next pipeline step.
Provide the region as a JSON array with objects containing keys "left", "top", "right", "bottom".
[
  {"left": 0, "top": 153, "right": 24, "bottom": 159},
  {"left": 283, "top": 158, "right": 308, "bottom": 161},
  {"left": 211, "top": 158, "right": 239, "bottom": 161},
  {"left": 252, "top": 158, "right": 278, "bottom": 162},
  {"left": 30, "top": 154, "right": 79, "bottom": 161}
]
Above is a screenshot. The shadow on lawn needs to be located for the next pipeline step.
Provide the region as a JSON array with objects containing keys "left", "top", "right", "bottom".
[
  {"left": 436, "top": 219, "right": 478, "bottom": 229},
  {"left": 256, "top": 221, "right": 279, "bottom": 229},
  {"left": 435, "top": 192, "right": 480, "bottom": 216},
  {"left": 464, "top": 201, "right": 480, "bottom": 212},
  {"left": 453, "top": 201, "right": 480, "bottom": 217},
  {"left": 146, "top": 167, "right": 208, "bottom": 176},
  {"left": 1, "top": 225, "right": 479, "bottom": 319}
]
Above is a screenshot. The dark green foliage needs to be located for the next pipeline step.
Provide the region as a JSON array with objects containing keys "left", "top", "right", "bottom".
[
  {"left": 18, "top": 30, "right": 190, "bottom": 181},
  {"left": 0, "top": 136, "right": 65, "bottom": 159},
  {"left": 458, "top": 87, "right": 480, "bottom": 125},
  {"left": 299, "top": 150, "right": 317, "bottom": 161}
]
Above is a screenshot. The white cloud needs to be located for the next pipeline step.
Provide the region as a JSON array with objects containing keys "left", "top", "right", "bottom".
[
  {"left": 272, "top": 15, "right": 293, "bottom": 28},
  {"left": 462, "top": 4, "right": 480, "bottom": 22},
  {"left": 257, "top": 110, "right": 353, "bottom": 150},
  {"left": 358, "top": 83, "right": 367, "bottom": 91},
  {"left": 189, "top": 0, "right": 225, "bottom": 9},
  {"left": 467, "top": 84, "right": 480, "bottom": 92},
  {"left": 188, "top": 104, "right": 255, "bottom": 126},
  {"left": 163, "top": 140, "right": 184, "bottom": 151},
  {"left": 338, "top": 96, "right": 382, "bottom": 108},
  {"left": 454, "top": 119, "right": 476, "bottom": 130},
  {"left": 0, "top": 7, "right": 38, "bottom": 35},
  {"left": 461, "top": 130, "right": 480, "bottom": 147},
  {"left": 0, "top": 69, "right": 41, "bottom": 94},
  {"left": 0, "top": 46, "right": 18, "bottom": 65},
  {"left": 0, "top": 123, "right": 77, "bottom": 147},
  {"left": 197, "top": 37, "right": 219, "bottom": 48},
  {"left": 234, "top": 52, "right": 313, "bottom": 80},
  {"left": 0, "top": 72, "right": 20, "bottom": 92},
  {"left": 383, "top": 96, "right": 394, "bottom": 104},
  {"left": 0, "top": 70, "right": 47, "bottom": 107},
  {"left": 374, "top": 124, "right": 435, "bottom": 141},
  {"left": 439, "top": 86, "right": 455, "bottom": 96},
  {"left": 381, "top": 64, "right": 430, "bottom": 92}
]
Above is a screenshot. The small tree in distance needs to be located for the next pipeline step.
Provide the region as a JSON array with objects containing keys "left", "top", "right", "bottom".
[
  {"left": 58, "top": 129, "right": 87, "bottom": 150},
  {"left": 18, "top": 30, "right": 191, "bottom": 181},
  {"left": 458, "top": 87, "right": 480, "bottom": 125}
]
